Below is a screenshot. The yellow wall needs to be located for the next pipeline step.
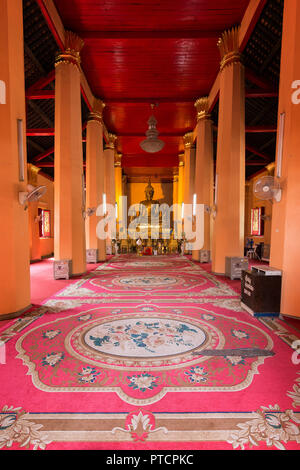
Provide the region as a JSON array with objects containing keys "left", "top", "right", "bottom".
[
  {"left": 38, "top": 173, "right": 54, "bottom": 258},
  {"left": 244, "top": 169, "right": 273, "bottom": 247},
  {"left": 28, "top": 166, "right": 54, "bottom": 261},
  {"left": 127, "top": 182, "right": 173, "bottom": 208}
]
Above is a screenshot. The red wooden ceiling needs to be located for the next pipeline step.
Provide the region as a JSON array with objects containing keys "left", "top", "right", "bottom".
[{"left": 54, "top": 0, "right": 250, "bottom": 177}]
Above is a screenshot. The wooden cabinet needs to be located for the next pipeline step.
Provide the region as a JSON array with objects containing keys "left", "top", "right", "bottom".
[{"left": 241, "top": 267, "right": 282, "bottom": 317}]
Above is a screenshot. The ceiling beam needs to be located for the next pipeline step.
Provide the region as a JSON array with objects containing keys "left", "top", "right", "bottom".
[
  {"left": 27, "top": 128, "right": 54, "bottom": 137},
  {"left": 239, "top": 0, "right": 267, "bottom": 52},
  {"left": 246, "top": 126, "right": 277, "bottom": 133},
  {"left": 245, "top": 67, "right": 274, "bottom": 90},
  {"left": 26, "top": 70, "right": 55, "bottom": 94},
  {"left": 32, "top": 147, "right": 55, "bottom": 163},
  {"left": 25, "top": 89, "right": 278, "bottom": 102},
  {"left": 246, "top": 161, "right": 270, "bottom": 166},
  {"left": 30, "top": 126, "right": 276, "bottom": 139},
  {"left": 27, "top": 139, "right": 46, "bottom": 154},
  {"left": 35, "top": 0, "right": 65, "bottom": 50},
  {"left": 213, "top": 125, "right": 277, "bottom": 134},
  {"left": 246, "top": 145, "right": 271, "bottom": 161},
  {"left": 245, "top": 89, "right": 278, "bottom": 98},
  {"left": 36, "top": 162, "right": 87, "bottom": 168},
  {"left": 26, "top": 90, "right": 55, "bottom": 100}
]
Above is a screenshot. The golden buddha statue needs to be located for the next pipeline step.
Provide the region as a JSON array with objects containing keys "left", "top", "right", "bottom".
[
  {"left": 139, "top": 180, "right": 160, "bottom": 247},
  {"left": 140, "top": 179, "right": 160, "bottom": 208}
]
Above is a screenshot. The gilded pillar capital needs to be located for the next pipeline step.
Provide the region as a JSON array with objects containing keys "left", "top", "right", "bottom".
[
  {"left": 55, "top": 31, "right": 84, "bottom": 69},
  {"left": 27, "top": 163, "right": 41, "bottom": 186},
  {"left": 179, "top": 153, "right": 185, "bottom": 167},
  {"left": 194, "top": 97, "right": 211, "bottom": 122},
  {"left": 88, "top": 99, "right": 106, "bottom": 124},
  {"left": 115, "top": 153, "right": 122, "bottom": 167},
  {"left": 183, "top": 132, "right": 194, "bottom": 149},
  {"left": 217, "top": 26, "right": 242, "bottom": 72},
  {"left": 106, "top": 133, "right": 118, "bottom": 150}
]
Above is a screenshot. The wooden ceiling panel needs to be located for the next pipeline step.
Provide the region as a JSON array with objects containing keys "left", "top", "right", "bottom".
[
  {"left": 104, "top": 102, "right": 196, "bottom": 136},
  {"left": 81, "top": 37, "right": 221, "bottom": 100},
  {"left": 53, "top": 0, "right": 251, "bottom": 174},
  {"left": 54, "top": 0, "right": 250, "bottom": 32}
]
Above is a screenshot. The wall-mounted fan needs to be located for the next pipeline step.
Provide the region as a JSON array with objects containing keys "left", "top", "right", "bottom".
[
  {"left": 19, "top": 185, "right": 47, "bottom": 210},
  {"left": 253, "top": 176, "right": 282, "bottom": 203}
]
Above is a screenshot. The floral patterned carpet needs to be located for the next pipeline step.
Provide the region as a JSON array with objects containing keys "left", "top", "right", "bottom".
[{"left": 0, "top": 254, "right": 299, "bottom": 450}]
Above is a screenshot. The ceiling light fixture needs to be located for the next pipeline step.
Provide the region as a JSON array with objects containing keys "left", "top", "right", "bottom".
[{"left": 140, "top": 103, "right": 165, "bottom": 153}]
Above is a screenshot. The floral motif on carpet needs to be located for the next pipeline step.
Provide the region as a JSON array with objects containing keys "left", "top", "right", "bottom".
[{"left": 16, "top": 305, "right": 273, "bottom": 405}]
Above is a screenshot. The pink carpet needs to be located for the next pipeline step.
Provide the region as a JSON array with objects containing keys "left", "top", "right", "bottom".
[{"left": 0, "top": 255, "right": 299, "bottom": 450}]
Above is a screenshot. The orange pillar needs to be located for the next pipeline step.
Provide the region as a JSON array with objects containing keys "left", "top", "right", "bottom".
[
  {"left": 212, "top": 27, "right": 245, "bottom": 275},
  {"left": 54, "top": 31, "right": 86, "bottom": 277},
  {"left": 114, "top": 153, "right": 124, "bottom": 238},
  {"left": 104, "top": 134, "right": 117, "bottom": 252},
  {"left": 183, "top": 133, "right": 195, "bottom": 208},
  {"left": 269, "top": 0, "right": 300, "bottom": 318},
  {"left": 173, "top": 175, "right": 179, "bottom": 208},
  {"left": 0, "top": 0, "right": 31, "bottom": 318},
  {"left": 193, "top": 97, "right": 214, "bottom": 262},
  {"left": 85, "top": 99, "right": 106, "bottom": 262},
  {"left": 178, "top": 154, "right": 185, "bottom": 213}
]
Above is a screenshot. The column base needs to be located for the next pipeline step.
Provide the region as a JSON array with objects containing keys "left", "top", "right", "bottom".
[
  {"left": 0, "top": 304, "right": 32, "bottom": 321},
  {"left": 225, "top": 256, "right": 249, "bottom": 280},
  {"left": 54, "top": 260, "right": 72, "bottom": 280},
  {"left": 199, "top": 250, "right": 211, "bottom": 263},
  {"left": 86, "top": 249, "right": 98, "bottom": 263}
]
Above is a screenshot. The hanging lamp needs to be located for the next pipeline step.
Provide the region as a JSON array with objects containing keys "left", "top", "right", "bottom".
[{"left": 140, "top": 104, "right": 165, "bottom": 153}]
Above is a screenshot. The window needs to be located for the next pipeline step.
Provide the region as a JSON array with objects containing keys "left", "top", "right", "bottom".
[
  {"left": 251, "top": 207, "right": 264, "bottom": 236},
  {"left": 38, "top": 209, "right": 51, "bottom": 238}
]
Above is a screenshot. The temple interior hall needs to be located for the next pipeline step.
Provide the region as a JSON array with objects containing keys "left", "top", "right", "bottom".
[{"left": 0, "top": 0, "right": 300, "bottom": 452}]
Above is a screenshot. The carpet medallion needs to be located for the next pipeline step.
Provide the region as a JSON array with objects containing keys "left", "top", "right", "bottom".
[{"left": 16, "top": 305, "right": 273, "bottom": 405}]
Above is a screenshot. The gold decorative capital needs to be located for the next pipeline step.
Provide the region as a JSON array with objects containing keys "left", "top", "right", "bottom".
[
  {"left": 55, "top": 31, "right": 84, "bottom": 68},
  {"left": 27, "top": 163, "right": 41, "bottom": 186},
  {"left": 179, "top": 153, "right": 185, "bottom": 167},
  {"left": 217, "top": 26, "right": 242, "bottom": 72},
  {"left": 115, "top": 153, "right": 122, "bottom": 167},
  {"left": 106, "top": 133, "right": 118, "bottom": 150},
  {"left": 183, "top": 132, "right": 194, "bottom": 149},
  {"left": 266, "top": 162, "right": 275, "bottom": 173},
  {"left": 194, "top": 97, "right": 210, "bottom": 121},
  {"left": 88, "top": 99, "right": 106, "bottom": 123}
]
